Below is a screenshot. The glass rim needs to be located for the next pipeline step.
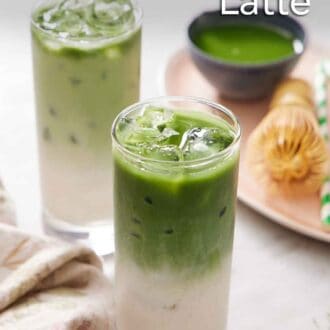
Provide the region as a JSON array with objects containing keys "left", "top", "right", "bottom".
[
  {"left": 30, "top": 0, "right": 143, "bottom": 46},
  {"left": 111, "top": 96, "right": 241, "bottom": 167}
]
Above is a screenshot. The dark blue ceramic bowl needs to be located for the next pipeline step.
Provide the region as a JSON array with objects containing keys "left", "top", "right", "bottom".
[{"left": 188, "top": 10, "right": 306, "bottom": 100}]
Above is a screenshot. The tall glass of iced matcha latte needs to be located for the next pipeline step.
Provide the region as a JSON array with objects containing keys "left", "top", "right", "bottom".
[
  {"left": 31, "top": 0, "right": 142, "bottom": 254},
  {"left": 112, "top": 97, "right": 240, "bottom": 330}
]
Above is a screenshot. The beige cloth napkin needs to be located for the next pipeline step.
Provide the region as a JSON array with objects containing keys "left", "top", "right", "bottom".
[{"left": 0, "top": 183, "right": 115, "bottom": 330}]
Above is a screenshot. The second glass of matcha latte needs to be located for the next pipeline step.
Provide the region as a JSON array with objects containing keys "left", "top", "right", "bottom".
[
  {"left": 31, "top": 0, "right": 142, "bottom": 254},
  {"left": 112, "top": 96, "right": 241, "bottom": 330}
]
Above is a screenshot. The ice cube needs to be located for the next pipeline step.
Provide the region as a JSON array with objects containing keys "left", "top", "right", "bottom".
[
  {"left": 61, "top": 15, "right": 87, "bottom": 37},
  {"left": 159, "top": 127, "right": 180, "bottom": 145},
  {"left": 161, "top": 127, "right": 180, "bottom": 139},
  {"left": 116, "top": 114, "right": 182, "bottom": 159},
  {"left": 42, "top": 6, "right": 60, "bottom": 23},
  {"left": 117, "top": 116, "right": 134, "bottom": 133},
  {"left": 41, "top": 21, "right": 58, "bottom": 31},
  {"left": 40, "top": 2, "right": 87, "bottom": 37},
  {"left": 124, "top": 127, "right": 180, "bottom": 151},
  {"left": 116, "top": 117, "right": 139, "bottom": 143},
  {"left": 40, "top": 6, "right": 65, "bottom": 30},
  {"left": 180, "top": 127, "right": 233, "bottom": 160},
  {"left": 93, "top": 0, "right": 133, "bottom": 25},
  {"left": 137, "top": 106, "right": 174, "bottom": 130},
  {"left": 125, "top": 128, "right": 162, "bottom": 147},
  {"left": 61, "top": 0, "right": 94, "bottom": 11},
  {"left": 141, "top": 145, "right": 183, "bottom": 162}
]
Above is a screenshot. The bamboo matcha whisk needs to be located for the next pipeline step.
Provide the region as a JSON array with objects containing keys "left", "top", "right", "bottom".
[{"left": 246, "top": 78, "right": 329, "bottom": 196}]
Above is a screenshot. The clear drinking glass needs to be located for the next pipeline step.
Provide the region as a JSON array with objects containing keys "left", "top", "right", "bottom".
[
  {"left": 31, "top": 0, "right": 142, "bottom": 255},
  {"left": 112, "top": 96, "right": 241, "bottom": 330}
]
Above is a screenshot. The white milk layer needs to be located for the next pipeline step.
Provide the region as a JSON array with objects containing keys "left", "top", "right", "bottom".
[
  {"left": 115, "top": 257, "right": 232, "bottom": 330},
  {"left": 39, "top": 143, "right": 112, "bottom": 227}
]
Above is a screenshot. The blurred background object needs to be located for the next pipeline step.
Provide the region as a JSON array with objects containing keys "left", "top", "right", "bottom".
[{"left": 246, "top": 78, "right": 329, "bottom": 196}]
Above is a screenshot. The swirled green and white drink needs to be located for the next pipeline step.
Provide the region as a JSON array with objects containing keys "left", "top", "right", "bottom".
[
  {"left": 112, "top": 97, "right": 240, "bottom": 330},
  {"left": 31, "top": 0, "right": 142, "bottom": 254}
]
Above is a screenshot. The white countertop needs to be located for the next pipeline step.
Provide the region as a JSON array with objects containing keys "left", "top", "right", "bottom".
[{"left": 0, "top": 0, "right": 330, "bottom": 329}]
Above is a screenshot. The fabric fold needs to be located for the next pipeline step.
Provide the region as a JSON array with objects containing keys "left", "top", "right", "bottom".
[{"left": 0, "top": 222, "right": 114, "bottom": 329}]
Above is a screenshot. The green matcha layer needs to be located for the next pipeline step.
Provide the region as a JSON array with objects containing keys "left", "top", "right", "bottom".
[
  {"left": 31, "top": 0, "right": 141, "bottom": 156},
  {"left": 114, "top": 107, "right": 239, "bottom": 278}
]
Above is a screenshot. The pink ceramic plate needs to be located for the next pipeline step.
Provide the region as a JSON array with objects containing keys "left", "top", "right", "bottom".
[{"left": 162, "top": 47, "right": 330, "bottom": 243}]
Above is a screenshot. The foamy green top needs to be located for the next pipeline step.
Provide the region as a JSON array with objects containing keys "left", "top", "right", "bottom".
[{"left": 32, "top": 0, "right": 141, "bottom": 41}]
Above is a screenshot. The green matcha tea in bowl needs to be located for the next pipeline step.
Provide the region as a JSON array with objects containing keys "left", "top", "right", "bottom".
[
  {"left": 188, "top": 10, "right": 306, "bottom": 99},
  {"left": 112, "top": 96, "right": 240, "bottom": 330},
  {"left": 31, "top": 0, "right": 142, "bottom": 254}
]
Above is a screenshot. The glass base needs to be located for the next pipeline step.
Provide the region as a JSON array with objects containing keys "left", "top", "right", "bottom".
[{"left": 43, "top": 210, "right": 114, "bottom": 256}]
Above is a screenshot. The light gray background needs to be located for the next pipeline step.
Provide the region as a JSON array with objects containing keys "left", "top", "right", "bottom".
[{"left": 0, "top": 1, "right": 330, "bottom": 329}]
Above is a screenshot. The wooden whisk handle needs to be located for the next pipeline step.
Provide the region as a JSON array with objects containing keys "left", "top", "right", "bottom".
[{"left": 270, "top": 78, "right": 315, "bottom": 112}]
